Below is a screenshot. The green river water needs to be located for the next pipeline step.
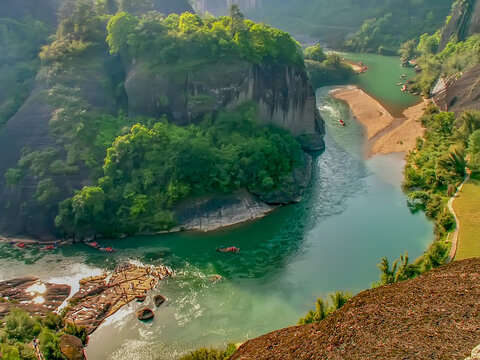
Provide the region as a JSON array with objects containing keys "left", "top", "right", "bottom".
[{"left": 0, "top": 54, "right": 431, "bottom": 360}]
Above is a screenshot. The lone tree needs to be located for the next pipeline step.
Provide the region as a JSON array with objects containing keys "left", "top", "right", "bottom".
[{"left": 230, "top": 4, "right": 245, "bottom": 36}]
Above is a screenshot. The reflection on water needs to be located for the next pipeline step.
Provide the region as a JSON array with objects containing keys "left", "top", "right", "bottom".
[{"left": 0, "top": 87, "right": 432, "bottom": 360}]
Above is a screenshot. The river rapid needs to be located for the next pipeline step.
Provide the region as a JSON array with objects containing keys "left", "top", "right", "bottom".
[{"left": 0, "top": 56, "right": 432, "bottom": 360}]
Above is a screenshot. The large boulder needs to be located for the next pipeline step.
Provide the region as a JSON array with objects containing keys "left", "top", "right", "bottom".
[{"left": 60, "top": 335, "right": 86, "bottom": 360}]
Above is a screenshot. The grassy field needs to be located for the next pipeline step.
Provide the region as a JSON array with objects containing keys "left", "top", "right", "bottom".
[{"left": 454, "top": 173, "right": 480, "bottom": 260}]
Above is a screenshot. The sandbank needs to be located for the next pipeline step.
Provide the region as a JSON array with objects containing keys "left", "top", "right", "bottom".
[{"left": 331, "top": 87, "right": 425, "bottom": 156}]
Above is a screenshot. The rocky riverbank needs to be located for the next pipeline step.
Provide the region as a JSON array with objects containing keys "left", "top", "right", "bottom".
[
  {"left": 0, "top": 277, "right": 71, "bottom": 319},
  {"left": 0, "top": 262, "right": 172, "bottom": 335}
]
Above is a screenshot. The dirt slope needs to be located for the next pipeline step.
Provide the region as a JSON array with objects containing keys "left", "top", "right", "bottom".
[{"left": 232, "top": 258, "right": 480, "bottom": 360}]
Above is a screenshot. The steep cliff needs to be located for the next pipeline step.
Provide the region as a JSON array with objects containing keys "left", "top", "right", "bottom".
[
  {"left": 438, "top": 0, "right": 480, "bottom": 52},
  {"left": 231, "top": 258, "right": 480, "bottom": 360},
  {"left": 432, "top": 63, "right": 480, "bottom": 113},
  {"left": 0, "top": 46, "right": 122, "bottom": 240},
  {"left": 125, "top": 59, "right": 324, "bottom": 151}
]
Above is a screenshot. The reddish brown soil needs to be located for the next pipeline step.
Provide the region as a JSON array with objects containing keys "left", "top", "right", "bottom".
[
  {"left": 0, "top": 276, "right": 71, "bottom": 318},
  {"left": 232, "top": 258, "right": 480, "bottom": 360}
]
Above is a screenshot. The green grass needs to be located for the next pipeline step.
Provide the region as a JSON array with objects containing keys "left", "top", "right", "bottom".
[{"left": 454, "top": 173, "right": 480, "bottom": 260}]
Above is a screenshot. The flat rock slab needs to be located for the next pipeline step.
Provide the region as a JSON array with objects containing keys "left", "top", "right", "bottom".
[
  {"left": 0, "top": 276, "right": 71, "bottom": 318},
  {"left": 64, "top": 263, "right": 171, "bottom": 334}
]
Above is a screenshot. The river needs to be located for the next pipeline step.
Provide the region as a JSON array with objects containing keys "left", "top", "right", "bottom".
[{"left": 0, "top": 55, "right": 432, "bottom": 360}]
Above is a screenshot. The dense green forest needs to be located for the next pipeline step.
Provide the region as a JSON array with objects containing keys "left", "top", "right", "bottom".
[
  {"left": 106, "top": 7, "right": 304, "bottom": 67},
  {"left": 0, "top": 308, "right": 87, "bottom": 360},
  {"left": 243, "top": 0, "right": 452, "bottom": 52},
  {"left": 303, "top": 44, "right": 354, "bottom": 86},
  {"left": 55, "top": 105, "right": 302, "bottom": 236}
]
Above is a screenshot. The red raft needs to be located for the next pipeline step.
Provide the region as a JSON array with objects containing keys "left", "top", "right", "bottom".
[
  {"left": 338, "top": 119, "right": 346, "bottom": 126},
  {"left": 216, "top": 246, "right": 240, "bottom": 253}
]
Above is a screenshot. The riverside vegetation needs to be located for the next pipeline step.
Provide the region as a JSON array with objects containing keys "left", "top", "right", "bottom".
[{"left": 0, "top": 308, "right": 87, "bottom": 360}]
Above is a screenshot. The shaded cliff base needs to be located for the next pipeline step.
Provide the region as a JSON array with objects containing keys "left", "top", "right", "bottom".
[
  {"left": 231, "top": 258, "right": 480, "bottom": 360},
  {"left": 331, "top": 87, "right": 425, "bottom": 157},
  {"left": 173, "top": 153, "right": 312, "bottom": 232}
]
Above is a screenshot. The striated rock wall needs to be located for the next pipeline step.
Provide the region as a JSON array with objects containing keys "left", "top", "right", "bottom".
[
  {"left": 432, "top": 63, "right": 480, "bottom": 113},
  {"left": 0, "top": 47, "right": 121, "bottom": 240},
  {"left": 174, "top": 189, "right": 275, "bottom": 232},
  {"left": 125, "top": 59, "right": 325, "bottom": 151},
  {"left": 438, "top": 0, "right": 480, "bottom": 52}
]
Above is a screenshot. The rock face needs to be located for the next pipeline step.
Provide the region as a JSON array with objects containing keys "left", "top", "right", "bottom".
[
  {"left": 174, "top": 189, "right": 276, "bottom": 232},
  {"left": 125, "top": 59, "right": 325, "bottom": 151},
  {"left": 231, "top": 258, "right": 480, "bottom": 360},
  {"left": 173, "top": 153, "right": 313, "bottom": 232},
  {"left": 0, "top": 47, "right": 119, "bottom": 240},
  {"left": 153, "top": 0, "right": 194, "bottom": 14},
  {"left": 0, "top": 277, "right": 71, "bottom": 319},
  {"left": 193, "top": 0, "right": 260, "bottom": 15},
  {"left": 432, "top": 63, "right": 480, "bottom": 113},
  {"left": 438, "top": 0, "right": 480, "bottom": 52}
]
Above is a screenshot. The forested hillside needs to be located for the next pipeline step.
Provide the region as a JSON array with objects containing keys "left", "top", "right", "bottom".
[
  {"left": 194, "top": 0, "right": 452, "bottom": 51},
  {"left": 0, "top": 1, "right": 322, "bottom": 240}
]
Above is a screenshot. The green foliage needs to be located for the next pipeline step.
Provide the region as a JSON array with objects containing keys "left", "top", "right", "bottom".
[
  {"left": 398, "top": 108, "right": 480, "bottom": 281},
  {"left": 4, "top": 169, "right": 22, "bottom": 187},
  {"left": 3, "top": 309, "right": 37, "bottom": 343},
  {"left": 304, "top": 49, "right": 354, "bottom": 87},
  {"left": 180, "top": 343, "right": 237, "bottom": 360},
  {"left": 41, "top": 313, "right": 63, "bottom": 332},
  {"left": 18, "top": 148, "right": 59, "bottom": 178},
  {"left": 0, "top": 309, "right": 70, "bottom": 360},
  {"left": 298, "top": 291, "right": 352, "bottom": 325},
  {"left": 38, "top": 329, "right": 63, "bottom": 360},
  {"left": 375, "top": 252, "right": 418, "bottom": 286},
  {"left": 468, "top": 129, "right": 480, "bottom": 170},
  {"left": 403, "top": 111, "right": 464, "bottom": 203},
  {"left": 376, "top": 242, "right": 449, "bottom": 286},
  {"left": 64, "top": 322, "right": 88, "bottom": 346},
  {"left": 105, "top": 9, "right": 304, "bottom": 67},
  {"left": 55, "top": 104, "right": 302, "bottom": 236},
  {"left": 35, "top": 179, "right": 61, "bottom": 205},
  {"left": 304, "top": 44, "right": 327, "bottom": 63},
  {"left": 399, "top": 39, "right": 418, "bottom": 61},
  {"left": 413, "top": 34, "right": 480, "bottom": 94}
]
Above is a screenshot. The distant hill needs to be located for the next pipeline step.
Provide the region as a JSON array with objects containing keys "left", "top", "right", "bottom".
[{"left": 193, "top": 0, "right": 453, "bottom": 51}]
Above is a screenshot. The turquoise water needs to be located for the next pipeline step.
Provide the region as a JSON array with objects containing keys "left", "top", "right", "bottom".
[
  {"left": 0, "top": 87, "right": 432, "bottom": 360},
  {"left": 344, "top": 52, "right": 420, "bottom": 116}
]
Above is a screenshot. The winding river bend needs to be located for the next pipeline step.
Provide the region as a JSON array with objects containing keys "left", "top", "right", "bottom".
[{"left": 0, "top": 55, "right": 432, "bottom": 360}]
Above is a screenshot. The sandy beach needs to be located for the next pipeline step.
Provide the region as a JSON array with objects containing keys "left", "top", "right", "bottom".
[{"left": 331, "top": 87, "right": 425, "bottom": 157}]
